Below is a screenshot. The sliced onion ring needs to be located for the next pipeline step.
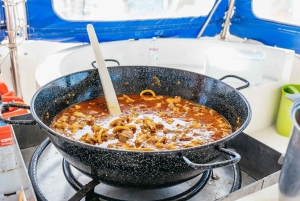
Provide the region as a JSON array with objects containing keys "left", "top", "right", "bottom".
[{"left": 140, "top": 89, "right": 156, "bottom": 97}]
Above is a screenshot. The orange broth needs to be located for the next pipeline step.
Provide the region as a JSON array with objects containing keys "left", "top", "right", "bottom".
[{"left": 50, "top": 93, "right": 231, "bottom": 151}]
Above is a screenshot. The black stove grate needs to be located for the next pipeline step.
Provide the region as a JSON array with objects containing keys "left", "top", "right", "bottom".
[
  {"left": 63, "top": 158, "right": 211, "bottom": 201},
  {"left": 28, "top": 138, "right": 241, "bottom": 201}
]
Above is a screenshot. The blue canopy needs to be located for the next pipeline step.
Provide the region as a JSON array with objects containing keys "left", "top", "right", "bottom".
[
  {"left": 0, "top": 0, "right": 299, "bottom": 53},
  {"left": 0, "top": 2, "right": 6, "bottom": 41},
  {"left": 231, "top": 0, "right": 300, "bottom": 54},
  {"left": 25, "top": 0, "right": 228, "bottom": 42}
]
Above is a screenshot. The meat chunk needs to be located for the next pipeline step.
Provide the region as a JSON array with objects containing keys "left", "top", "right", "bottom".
[{"left": 155, "top": 122, "right": 164, "bottom": 130}]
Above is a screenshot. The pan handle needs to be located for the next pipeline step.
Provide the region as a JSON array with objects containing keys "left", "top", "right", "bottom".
[
  {"left": 91, "top": 59, "right": 120, "bottom": 68},
  {"left": 0, "top": 103, "right": 36, "bottom": 125},
  {"left": 219, "top": 75, "right": 250, "bottom": 90},
  {"left": 183, "top": 147, "right": 241, "bottom": 170}
]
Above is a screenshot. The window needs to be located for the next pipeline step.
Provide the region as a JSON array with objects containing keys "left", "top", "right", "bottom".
[
  {"left": 252, "top": 0, "right": 300, "bottom": 26},
  {"left": 52, "top": 0, "right": 215, "bottom": 21}
]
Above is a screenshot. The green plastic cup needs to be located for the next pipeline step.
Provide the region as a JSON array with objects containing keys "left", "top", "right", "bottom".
[{"left": 276, "top": 84, "right": 300, "bottom": 137}]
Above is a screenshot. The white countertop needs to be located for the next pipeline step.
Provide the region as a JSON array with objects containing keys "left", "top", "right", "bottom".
[
  {"left": 247, "top": 125, "right": 290, "bottom": 154},
  {"left": 237, "top": 184, "right": 279, "bottom": 201},
  {"left": 236, "top": 125, "right": 290, "bottom": 201}
]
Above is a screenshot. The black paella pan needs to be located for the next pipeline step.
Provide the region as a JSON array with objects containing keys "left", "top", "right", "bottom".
[{"left": 0, "top": 66, "right": 251, "bottom": 189}]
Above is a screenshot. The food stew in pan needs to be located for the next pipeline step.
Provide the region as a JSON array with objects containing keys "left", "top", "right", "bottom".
[{"left": 51, "top": 90, "right": 231, "bottom": 151}]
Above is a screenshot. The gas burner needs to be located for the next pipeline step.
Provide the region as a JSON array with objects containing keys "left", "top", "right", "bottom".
[
  {"left": 63, "top": 159, "right": 212, "bottom": 201},
  {"left": 28, "top": 139, "right": 242, "bottom": 201}
]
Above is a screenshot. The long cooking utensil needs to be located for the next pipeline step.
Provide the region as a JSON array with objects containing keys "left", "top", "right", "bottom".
[{"left": 86, "top": 24, "right": 121, "bottom": 115}]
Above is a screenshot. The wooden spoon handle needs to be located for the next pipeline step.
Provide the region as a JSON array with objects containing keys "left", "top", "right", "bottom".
[{"left": 87, "top": 24, "right": 121, "bottom": 115}]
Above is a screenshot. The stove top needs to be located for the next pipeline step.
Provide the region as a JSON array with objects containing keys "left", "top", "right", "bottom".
[{"left": 12, "top": 114, "right": 282, "bottom": 201}]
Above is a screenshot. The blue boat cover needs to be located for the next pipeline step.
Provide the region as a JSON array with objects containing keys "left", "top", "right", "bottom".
[
  {"left": 231, "top": 0, "right": 300, "bottom": 53},
  {"left": 0, "top": 0, "right": 299, "bottom": 53},
  {"left": 0, "top": 2, "right": 6, "bottom": 41},
  {"left": 25, "top": 0, "right": 228, "bottom": 42}
]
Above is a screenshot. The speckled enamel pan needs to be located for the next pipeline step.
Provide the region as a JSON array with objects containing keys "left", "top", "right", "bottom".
[{"left": 0, "top": 66, "right": 251, "bottom": 189}]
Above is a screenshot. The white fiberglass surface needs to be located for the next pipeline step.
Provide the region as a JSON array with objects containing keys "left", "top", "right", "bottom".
[
  {"left": 35, "top": 38, "right": 294, "bottom": 135},
  {"left": 59, "top": 39, "right": 206, "bottom": 76},
  {"left": 56, "top": 39, "right": 288, "bottom": 83}
]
